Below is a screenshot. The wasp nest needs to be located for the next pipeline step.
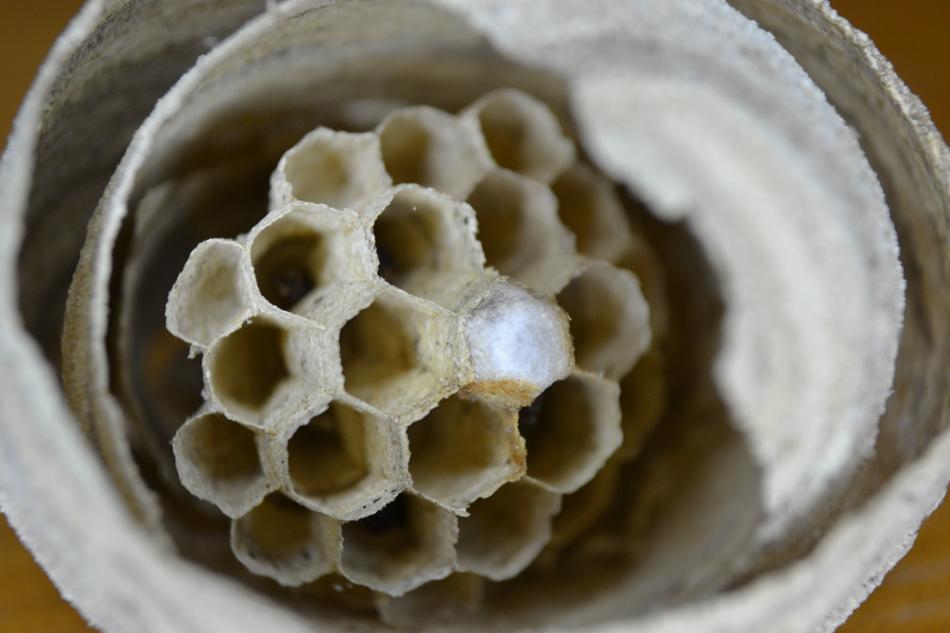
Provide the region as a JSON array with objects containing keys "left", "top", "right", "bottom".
[
  {"left": 23, "top": 1, "right": 947, "bottom": 631},
  {"left": 165, "top": 90, "right": 660, "bottom": 606}
]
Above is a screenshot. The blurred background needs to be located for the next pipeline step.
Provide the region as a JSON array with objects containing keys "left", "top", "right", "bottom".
[{"left": 0, "top": 1, "right": 946, "bottom": 631}]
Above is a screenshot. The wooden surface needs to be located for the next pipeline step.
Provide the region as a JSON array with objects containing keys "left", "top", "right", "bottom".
[{"left": 0, "top": 1, "right": 946, "bottom": 631}]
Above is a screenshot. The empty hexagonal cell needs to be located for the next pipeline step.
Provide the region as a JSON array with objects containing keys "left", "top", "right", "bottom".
[
  {"left": 463, "top": 88, "right": 575, "bottom": 184},
  {"left": 456, "top": 480, "right": 561, "bottom": 581},
  {"left": 271, "top": 127, "right": 391, "bottom": 212},
  {"left": 467, "top": 169, "right": 577, "bottom": 295},
  {"left": 166, "top": 239, "right": 255, "bottom": 348},
  {"left": 548, "top": 460, "right": 621, "bottom": 548},
  {"left": 340, "top": 493, "right": 457, "bottom": 596},
  {"left": 408, "top": 394, "right": 524, "bottom": 512},
  {"left": 298, "top": 574, "right": 378, "bottom": 614},
  {"left": 205, "top": 316, "right": 301, "bottom": 428},
  {"left": 552, "top": 163, "right": 636, "bottom": 262},
  {"left": 231, "top": 494, "right": 340, "bottom": 586},
  {"left": 376, "top": 573, "right": 483, "bottom": 628},
  {"left": 172, "top": 410, "right": 273, "bottom": 518},
  {"left": 616, "top": 347, "right": 667, "bottom": 461},
  {"left": 371, "top": 186, "right": 486, "bottom": 308},
  {"left": 557, "top": 262, "right": 651, "bottom": 380},
  {"left": 248, "top": 204, "right": 376, "bottom": 318},
  {"left": 339, "top": 289, "right": 458, "bottom": 418},
  {"left": 377, "top": 106, "right": 491, "bottom": 199},
  {"left": 521, "top": 372, "right": 623, "bottom": 493},
  {"left": 281, "top": 398, "right": 409, "bottom": 520},
  {"left": 615, "top": 234, "right": 671, "bottom": 342}
]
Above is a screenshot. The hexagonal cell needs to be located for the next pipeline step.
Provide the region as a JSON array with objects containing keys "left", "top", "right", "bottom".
[
  {"left": 271, "top": 127, "right": 391, "bottom": 212},
  {"left": 557, "top": 262, "right": 651, "bottom": 380},
  {"left": 205, "top": 316, "right": 300, "bottom": 428},
  {"left": 467, "top": 169, "right": 577, "bottom": 295},
  {"left": 166, "top": 239, "right": 254, "bottom": 348},
  {"left": 231, "top": 494, "right": 340, "bottom": 587},
  {"left": 548, "top": 460, "right": 621, "bottom": 548},
  {"left": 552, "top": 163, "right": 635, "bottom": 262},
  {"left": 615, "top": 233, "right": 671, "bottom": 342},
  {"left": 461, "top": 279, "right": 574, "bottom": 409},
  {"left": 371, "top": 186, "right": 486, "bottom": 308},
  {"left": 521, "top": 372, "right": 623, "bottom": 493},
  {"left": 340, "top": 493, "right": 457, "bottom": 596},
  {"left": 463, "top": 88, "right": 575, "bottom": 184},
  {"left": 172, "top": 410, "right": 273, "bottom": 518},
  {"left": 376, "top": 573, "right": 483, "bottom": 628},
  {"left": 339, "top": 289, "right": 458, "bottom": 418},
  {"left": 455, "top": 480, "right": 561, "bottom": 581},
  {"left": 298, "top": 574, "right": 378, "bottom": 614},
  {"left": 377, "top": 106, "right": 491, "bottom": 199},
  {"left": 248, "top": 204, "right": 376, "bottom": 318},
  {"left": 281, "top": 398, "right": 409, "bottom": 520},
  {"left": 408, "top": 394, "right": 524, "bottom": 512},
  {"left": 289, "top": 402, "right": 368, "bottom": 493},
  {"left": 616, "top": 347, "right": 667, "bottom": 462}
]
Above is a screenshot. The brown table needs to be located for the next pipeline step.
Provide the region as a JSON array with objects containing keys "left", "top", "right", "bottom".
[{"left": 0, "top": 1, "right": 946, "bottom": 631}]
